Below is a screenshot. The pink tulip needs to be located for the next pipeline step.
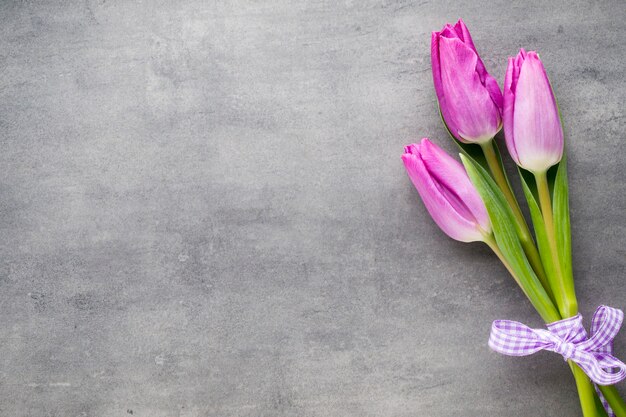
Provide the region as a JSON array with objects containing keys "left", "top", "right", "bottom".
[
  {"left": 402, "top": 138, "right": 491, "bottom": 242},
  {"left": 503, "top": 49, "right": 564, "bottom": 173},
  {"left": 431, "top": 19, "right": 503, "bottom": 144}
]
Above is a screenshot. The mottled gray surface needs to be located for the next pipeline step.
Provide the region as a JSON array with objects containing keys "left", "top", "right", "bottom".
[{"left": 0, "top": 0, "right": 625, "bottom": 416}]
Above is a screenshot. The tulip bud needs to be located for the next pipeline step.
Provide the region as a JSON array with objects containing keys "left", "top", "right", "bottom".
[
  {"left": 402, "top": 138, "right": 491, "bottom": 242},
  {"left": 503, "top": 49, "right": 564, "bottom": 173},
  {"left": 431, "top": 19, "right": 503, "bottom": 144}
]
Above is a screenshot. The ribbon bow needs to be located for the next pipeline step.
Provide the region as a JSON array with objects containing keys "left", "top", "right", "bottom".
[{"left": 489, "top": 306, "right": 626, "bottom": 416}]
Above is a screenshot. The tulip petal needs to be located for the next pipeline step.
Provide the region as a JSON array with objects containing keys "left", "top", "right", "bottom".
[
  {"left": 454, "top": 19, "right": 503, "bottom": 111},
  {"left": 438, "top": 36, "right": 501, "bottom": 143},
  {"left": 454, "top": 19, "right": 470, "bottom": 44},
  {"left": 454, "top": 19, "right": 481, "bottom": 74},
  {"left": 403, "top": 140, "right": 490, "bottom": 242},
  {"left": 418, "top": 139, "right": 491, "bottom": 232},
  {"left": 484, "top": 75, "right": 504, "bottom": 113},
  {"left": 503, "top": 56, "right": 520, "bottom": 165},
  {"left": 440, "top": 23, "right": 461, "bottom": 40},
  {"left": 431, "top": 31, "right": 459, "bottom": 136},
  {"left": 512, "top": 52, "right": 563, "bottom": 172}
]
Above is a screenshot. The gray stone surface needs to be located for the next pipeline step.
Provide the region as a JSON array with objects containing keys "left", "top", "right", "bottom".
[{"left": 0, "top": 0, "right": 625, "bottom": 415}]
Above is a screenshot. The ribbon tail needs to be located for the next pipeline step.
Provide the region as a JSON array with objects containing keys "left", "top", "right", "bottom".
[{"left": 595, "top": 385, "right": 615, "bottom": 417}]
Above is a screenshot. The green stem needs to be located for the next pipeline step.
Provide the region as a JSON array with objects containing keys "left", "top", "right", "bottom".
[
  {"left": 535, "top": 170, "right": 604, "bottom": 416},
  {"left": 598, "top": 385, "right": 626, "bottom": 417},
  {"left": 571, "top": 362, "right": 601, "bottom": 417},
  {"left": 480, "top": 140, "right": 553, "bottom": 301},
  {"left": 484, "top": 234, "right": 560, "bottom": 324},
  {"left": 535, "top": 171, "right": 578, "bottom": 318}
]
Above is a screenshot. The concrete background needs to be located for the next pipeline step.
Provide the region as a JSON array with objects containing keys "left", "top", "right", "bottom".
[{"left": 0, "top": 0, "right": 625, "bottom": 416}]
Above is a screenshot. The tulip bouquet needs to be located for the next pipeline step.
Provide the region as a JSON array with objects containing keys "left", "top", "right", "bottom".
[{"left": 402, "top": 19, "right": 626, "bottom": 416}]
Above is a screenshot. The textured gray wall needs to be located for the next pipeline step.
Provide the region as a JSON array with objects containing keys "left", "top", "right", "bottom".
[{"left": 1, "top": 1, "right": 625, "bottom": 416}]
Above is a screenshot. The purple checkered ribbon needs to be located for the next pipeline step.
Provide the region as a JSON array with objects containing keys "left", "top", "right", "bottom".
[{"left": 489, "top": 306, "right": 626, "bottom": 416}]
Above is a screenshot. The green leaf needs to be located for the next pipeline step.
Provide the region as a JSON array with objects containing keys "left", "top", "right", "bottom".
[
  {"left": 518, "top": 169, "right": 557, "bottom": 298},
  {"left": 552, "top": 153, "right": 575, "bottom": 292},
  {"left": 460, "top": 154, "right": 561, "bottom": 323}
]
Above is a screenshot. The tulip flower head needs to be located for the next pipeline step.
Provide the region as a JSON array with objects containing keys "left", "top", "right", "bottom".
[
  {"left": 503, "top": 49, "right": 564, "bottom": 173},
  {"left": 431, "top": 19, "right": 503, "bottom": 144},
  {"left": 402, "top": 138, "right": 492, "bottom": 242}
]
